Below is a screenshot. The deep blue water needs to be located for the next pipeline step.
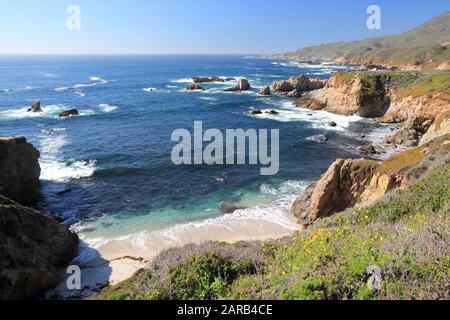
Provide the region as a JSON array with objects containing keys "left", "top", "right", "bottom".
[{"left": 0, "top": 55, "right": 383, "bottom": 239}]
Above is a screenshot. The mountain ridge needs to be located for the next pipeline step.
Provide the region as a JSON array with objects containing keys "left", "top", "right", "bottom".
[{"left": 276, "top": 12, "right": 450, "bottom": 70}]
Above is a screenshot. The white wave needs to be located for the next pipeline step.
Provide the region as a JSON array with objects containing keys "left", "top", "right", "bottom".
[
  {"left": 0, "top": 104, "right": 67, "bottom": 120},
  {"left": 198, "top": 97, "right": 218, "bottom": 101},
  {"left": 172, "top": 78, "right": 193, "bottom": 84},
  {"left": 55, "top": 76, "right": 108, "bottom": 92},
  {"left": 75, "top": 91, "right": 86, "bottom": 97},
  {"left": 98, "top": 103, "right": 118, "bottom": 113},
  {"left": 260, "top": 180, "right": 309, "bottom": 196},
  {"left": 143, "top": 87, "right": 157, "bottom": 92},
  {"left": 55, "top": 87, "right": 70, "bottom": 92},
  {"left": 249, "top": 102, "right": 362, "bottom": 131},
  {"left": 38, "top": 133, "right": 96, "bottom": 182}
]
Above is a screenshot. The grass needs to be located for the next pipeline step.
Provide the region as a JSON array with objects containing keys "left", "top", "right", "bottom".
[{"left": 100, "top": 139, "right": 450, "bottom": 301}]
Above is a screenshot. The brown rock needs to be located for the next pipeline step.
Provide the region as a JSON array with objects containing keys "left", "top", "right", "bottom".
[
  {"left": 291, "top": 159, "right": 378, "bottom": 227},
  {"left": 0, "top": 136, "right": 41, "bottom": 205},
  {"left": 224, "top": 78, "right": 251, "bottom": 92},
  {"left": 259, "top": 86, "right": 271, "bottom": 96},
  {"left": 186, "top": 83, "right": 206, "bottom": 91},
  {"left": 59, "top": 109, "right": 79, "bottom": 118},
  {"left": 192, "top": 76, "right": 233, "bottom": 83},
  {"left": 273, "top": 75, "right": 325, "bottom": 93},
  {"left": 360, "top": 144, "right": 377, "bottom": 155},
  {"left": 0, "top": 195, "right": 79, "bottom": 300}
]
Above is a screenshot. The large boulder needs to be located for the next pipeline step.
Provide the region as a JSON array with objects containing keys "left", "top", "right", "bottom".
[
  {"left": 0, "top": 195, "right": 79, "bottom": 300},
  {"left": 273, "top": 75, "right": 325, "bottom": 93},
  {"left": 0, "top": 137, "right": 41, "bottom": 205},
  {"left": 224, "top": 78, "right": 251, "bottom": 92}
]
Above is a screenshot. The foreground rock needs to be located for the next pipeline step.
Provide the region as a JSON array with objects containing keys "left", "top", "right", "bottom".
[
  {"left": 291, "top": 136, "right": 449, "bottom": 227},
  {"left": 27, "top": 101, "right": 42, "bottom": 113},
  {"left": 273, "top": 75, "right": 325, "bottom": 93},
  {"left": 186, "top": 83, "right": 206, "bottom": 91},
  {"left": 0, "top": 195, "right": 79, "bottom": 300},
  {"left": 0, "top": 136, "right": 41, "bottom": 205},
  {"left": 224, "top": 79, "right": 251, "bottom": 92},
  {"left": 59, "top": 109, "right": 79, "bottom": 118}
]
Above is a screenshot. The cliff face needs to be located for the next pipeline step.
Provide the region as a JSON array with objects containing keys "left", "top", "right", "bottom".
[
  {"left": 0, "top": 195, "right": 79, "bottom": 300},
  {"left": 291, "top": 159, "right": 377, "bottom": 227},
  {"left": 296, "top": 73, "right": 389, "bottom": 117},
  {"left": 273, "top": 75, "right": 326, "bottom": 93},
  {"left": 296, "top": 71, "right": 450, "bottom": 147},
  {"left": 291, "top": 135, "right": 449, "bottom": 227},
  {"left": 0, "top": 136, "right": 41, "bottom": 204}
]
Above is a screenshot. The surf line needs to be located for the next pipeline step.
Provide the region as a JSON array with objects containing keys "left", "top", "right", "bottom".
[{"left": 171, "top": 121, "right": 279, "bottom": 176}]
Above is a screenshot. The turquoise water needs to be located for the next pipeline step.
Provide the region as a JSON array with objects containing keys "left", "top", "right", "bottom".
[{"left": 0, "top": 55, "right": 385, "bottom": 241}]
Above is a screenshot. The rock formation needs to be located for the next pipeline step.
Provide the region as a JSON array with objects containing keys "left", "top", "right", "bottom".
[
  {"left": 27, "top": 101, "right": 42, "bottom": 113},
  {"left": 0, "top": 136, "right": 41, "bottom": 205},
  {"left": 59, "top": 109, "right": 79, "bottom": 118},
  {"left": 291, "top": 159, "right": 378, "bottom": 227},
  {"left": 0, "top": 195, "right": 79, "bottom": 300},
  {"left": 224, "top": 79, "right": 251, "bottom": 92},
  {"left": 295, "top": 71, "right": 450, "bottom": 147},
  {"left": 193, "top": 76, "right": 235, "bottom": 83},
  {"left": 273, "top": 75, "right": 325, "bottom": 93},
  {"left": 296, "top": 73, "right": 389, "bottom": 117},
  {"left": 259, "top": 86, "right": 271, "bottom": 96},
  {"left": 186, "top": 83, "right": 206, "bottom": 91},
  {"left": 291, "top": 136, "right": 449, "bottom": 227}
]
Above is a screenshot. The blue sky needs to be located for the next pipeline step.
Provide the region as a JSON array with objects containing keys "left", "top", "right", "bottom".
[{"left": 0, "top": 0, "right": 448, "bottom": 54}]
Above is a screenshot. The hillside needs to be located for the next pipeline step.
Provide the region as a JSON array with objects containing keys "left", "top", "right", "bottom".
[{"left": 277, "top": 12, "right": 450, "bottom": 70}]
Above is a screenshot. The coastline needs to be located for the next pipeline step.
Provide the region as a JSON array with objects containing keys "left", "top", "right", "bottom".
[{"left": 54, "top": 217, "right": 298, "bottom": 298}]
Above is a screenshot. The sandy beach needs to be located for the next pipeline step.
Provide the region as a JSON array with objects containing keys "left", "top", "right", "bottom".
[{"left": 53, "top": 217, "right": 299, "bottom": 298}]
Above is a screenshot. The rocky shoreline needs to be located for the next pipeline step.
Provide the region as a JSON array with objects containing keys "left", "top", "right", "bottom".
[
  {"left": 0, "top": 136, "right": 79, "bottom": 300},
  {"left": 1, "top": 65, "right": 448, "bottom": 300}
]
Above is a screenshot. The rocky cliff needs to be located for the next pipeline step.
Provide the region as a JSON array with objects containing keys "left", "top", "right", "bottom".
[
  {"left": 0, "top": 136, "right": 41, "bottom": 204},
  {"left": 273, "top": 75, "right": 325, "bottom": 93},
  {"left": 296, "top": 71, "right": 450, "bottom": 146},
  {"left": 291, "top": 135, "right": 449, "bottom": 227},
  {"left": 0, "top": 195, "right": 79, "bottom": 300}
]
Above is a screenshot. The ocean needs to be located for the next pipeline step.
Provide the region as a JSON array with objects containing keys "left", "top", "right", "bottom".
[{"left": 0, "top": 55, "right": 392, "bottom": 257}]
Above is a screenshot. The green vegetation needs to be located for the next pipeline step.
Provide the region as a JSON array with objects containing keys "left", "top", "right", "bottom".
[
  {"left": 280, "top": 12, "right": 450, "bottom": 69},
  {"left": 101, "top": 139, "right": 449, "bottom": 301}
]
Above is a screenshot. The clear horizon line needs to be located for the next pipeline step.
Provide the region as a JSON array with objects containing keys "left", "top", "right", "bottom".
[{"left": 0, "top": 52, "right": 276, "bottom": 56}]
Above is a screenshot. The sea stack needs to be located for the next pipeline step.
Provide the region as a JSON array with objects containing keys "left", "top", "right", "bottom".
[
  {"left": 224, "top": 78, "right": 251, "bottom": 92},
  {"left": 27, "top": 101, "right": 42, "bottom": 113}
]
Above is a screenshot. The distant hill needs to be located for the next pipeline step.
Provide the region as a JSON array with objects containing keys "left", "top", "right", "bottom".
[{"left": 277, "top": 12, "right": 450, "bottom": 70}]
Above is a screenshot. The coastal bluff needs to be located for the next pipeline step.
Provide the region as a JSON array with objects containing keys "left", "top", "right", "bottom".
[
  {"left": 0, "top": 136, "right": 79, "bottom": 300},
  {"left": 0, "top": 136, "right": 41, "bottom": 205},
  {"left": 295, "top": 71, "right": 450, "bottom": 147},
  {"left": 291, "top": 135, "right": 450, "bottom": 227}
]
